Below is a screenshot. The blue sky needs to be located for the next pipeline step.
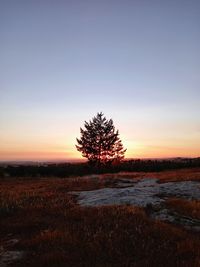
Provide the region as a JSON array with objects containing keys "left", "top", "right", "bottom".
[{"left": 0, "top": 0, "right": 200, "bottom": 160}]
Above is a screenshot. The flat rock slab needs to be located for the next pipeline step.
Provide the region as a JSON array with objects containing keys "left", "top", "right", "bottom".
[
  {"left": 73, "top": 178, "right": 200, "bottom": 207},
  {"left": 72, "top": 178, "right": 200, "bottom": 229}
]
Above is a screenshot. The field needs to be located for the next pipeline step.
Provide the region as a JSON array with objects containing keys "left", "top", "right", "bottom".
[{"left": 0, "top": 168, "right": 200, "bottom": 267}]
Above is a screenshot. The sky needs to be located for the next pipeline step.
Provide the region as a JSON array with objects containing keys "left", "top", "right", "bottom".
[{"left": 0, "top": 0, "right": 200, "bottom": 161}]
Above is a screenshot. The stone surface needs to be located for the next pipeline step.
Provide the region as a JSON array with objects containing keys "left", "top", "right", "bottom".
[
  {"left": 72, "top": 177, "right": 200, "bottom": 229},
  {"left": 0, "top": 239, "right": 24, "bottom": 267},
  {"left": 74, "top": 178, "right": 200, "bottom": 207}
]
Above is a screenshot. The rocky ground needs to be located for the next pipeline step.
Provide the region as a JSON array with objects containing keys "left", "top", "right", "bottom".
[
  {"left": 73, "top": 177, "right": 200, "bottom": 230},
  {"left": 1, "top": 169, "right": 200, "bottom": 267}
]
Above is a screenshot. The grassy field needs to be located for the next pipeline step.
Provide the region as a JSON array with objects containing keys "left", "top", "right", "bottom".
[{"left": 0, "top": 168, "right": 200, "bottom": 267}]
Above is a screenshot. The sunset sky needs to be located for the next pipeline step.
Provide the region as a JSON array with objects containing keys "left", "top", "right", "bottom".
[{"left": 0, "top": 0, "right": 200, "bottom": 161}]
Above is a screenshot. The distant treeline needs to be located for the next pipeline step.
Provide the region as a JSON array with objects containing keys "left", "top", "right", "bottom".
[{"left": 0, "top": 158, "right": 200, "bottom": 178}]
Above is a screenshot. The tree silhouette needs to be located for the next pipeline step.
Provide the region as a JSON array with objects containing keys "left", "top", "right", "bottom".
[{"left": 76, "top": 112, "right": 126, "bottom": 165}]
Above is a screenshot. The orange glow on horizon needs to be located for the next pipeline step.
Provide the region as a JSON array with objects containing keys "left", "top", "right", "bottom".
[
  {"left": 0, "top": 130, "right": 199, "bottom": 161},
  {"left": 0, "top": 144, "right": 199, "bottom": 161}
]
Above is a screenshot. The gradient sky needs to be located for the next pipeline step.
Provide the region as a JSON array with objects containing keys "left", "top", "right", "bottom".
[{"left": 0, "top": 0, "right": 200, "bottom": 161}]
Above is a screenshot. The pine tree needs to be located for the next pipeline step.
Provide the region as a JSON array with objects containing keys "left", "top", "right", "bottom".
[{"left": 76, "top": 112, "right": 126, "bottom": 165}]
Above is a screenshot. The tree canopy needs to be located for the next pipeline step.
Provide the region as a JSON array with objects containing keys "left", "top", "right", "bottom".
[{"left": 76, "top": 112, "right": 126, "bottom": 165}]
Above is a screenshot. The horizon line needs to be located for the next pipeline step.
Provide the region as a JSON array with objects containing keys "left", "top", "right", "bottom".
[{"left": 0, "top": 156, "right": 199, "bottom": 163}]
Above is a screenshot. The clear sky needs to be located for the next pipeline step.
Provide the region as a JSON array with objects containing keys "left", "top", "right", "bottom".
[{"left": 0, "top": 0, "right": 200, "bottom": 161}]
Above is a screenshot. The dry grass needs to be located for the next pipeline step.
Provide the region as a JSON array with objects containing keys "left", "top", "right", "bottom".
[
  {"left": 144, "top": 168, "right": 200, "bottom": 182},
  {"left": 166, "top": 198, "right": 200, "bottom": 220},
  {"left": 0, "top": 168, "right": 200, "bottom": 267},
  {"left": 108, "top": 168, "right": 200, "bottom": 183}
]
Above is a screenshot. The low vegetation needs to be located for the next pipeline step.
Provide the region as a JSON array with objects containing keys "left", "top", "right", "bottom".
[
  {"left": 0, "top": 169, "right": 200, "bottom": 267},
  {"left": 166, "top": 198, "right": 200, "bottom": 220},
  {"left": 0, "top": 158, "right": 200, "bottom": 178}
]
